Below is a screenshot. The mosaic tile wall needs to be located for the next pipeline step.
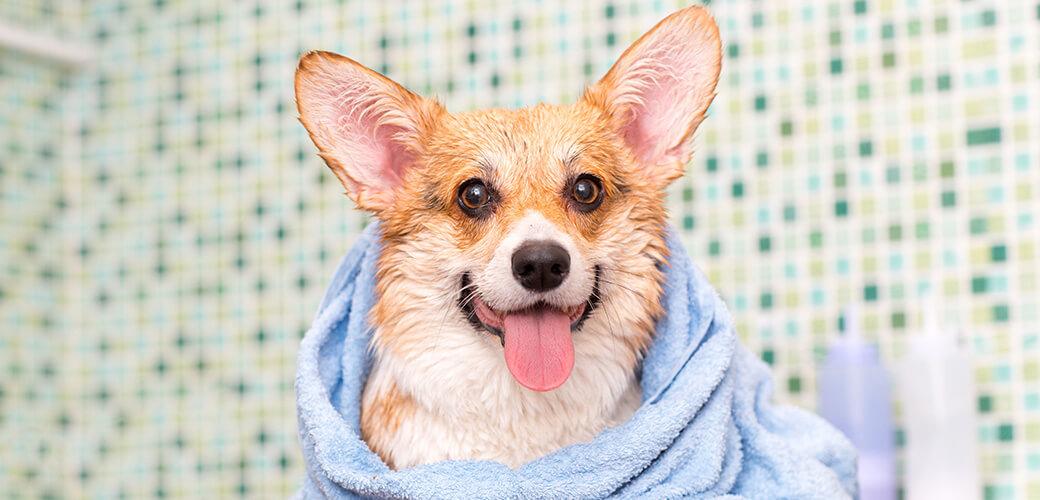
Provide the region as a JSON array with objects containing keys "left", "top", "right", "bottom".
[
  {"left": 0, "top": 1, "right": 82, "bottom": 496},
  {"left": 1, "top": 0, "right": 1038, "bottom": 498},
  {"left": 0, "top": 46, "right": 68, "bottom": 500}
]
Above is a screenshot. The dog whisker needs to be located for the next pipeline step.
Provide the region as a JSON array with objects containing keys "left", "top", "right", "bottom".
[{"left": 595, "top": 276, "right": 642, "bottom": 297}]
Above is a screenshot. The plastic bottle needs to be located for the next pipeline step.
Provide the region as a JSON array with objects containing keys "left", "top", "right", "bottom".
[
  {"left": 818, "top": 305, "right": 897, "bottom": 500},
  {"left": 899, "top": 302, "right": 980, "bottom": 500}
]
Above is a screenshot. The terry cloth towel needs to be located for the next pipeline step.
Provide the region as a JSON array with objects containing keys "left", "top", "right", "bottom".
[{"left": 294, "top": 223, "right": 858, "bottom": 499}]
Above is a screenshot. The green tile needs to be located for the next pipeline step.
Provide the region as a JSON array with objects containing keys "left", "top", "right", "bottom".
[
  {"left": 937, "top": 74, "right": 951, "bottom": 91},
  {"left": 891, "top": 311, "right": 905, "bottom": 329},
  {"left": 935, "top": 16, "right": 949, "bottom": 34},
  {"left": 991, "top": 245, "right": 1007, "bottom": 262},
  {"left": 910, "top": 77, "right": 923, "bottom": 94},
  {"left": 967, "top": 127, "right": 1002, "bottom": 146},
  {"left": 971, "top": 217, "right": 988, "bottom": 234},
  {"left": 810, "top": 231, "right": 823, "bottom": 248},
  {"left": 973, "top": 276, "right": 988, "bottom": 294},
  {"left": 787, "top": 376, "right": 801, "bottom": 393},
  {"left": 881, "top": 23, "right": 894, "bottom": 39},
  {"left": 915, "top": 222, "right": 930, "bottom": 239},
  {"left": 999, "top": 424, "right": 1014, "bottom": 441},
  {"left": 980, "top": 10, "right": 996, "bottom": 27},
  {"left": 858, "top": 83, "right": 871, "bottom": 100},
  {"left": 979, "top": 395, "right": 992, "bottom": 413},
  {"left": 886, "top": 166, "right": 900, "bottom": 183},
  {"left": 994, "top": 305, "right": 1010, "bottom": 322},
  {"left": 908, "top": 19, "right": 921, "bottom": 37}
]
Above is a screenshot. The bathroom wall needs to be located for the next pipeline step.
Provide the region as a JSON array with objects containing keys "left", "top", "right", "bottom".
[
  {"left": 0, "top": 3, "right": 80, "bottom": 497},
  {"left": 1, "top": 0, "right": 1038, "bottom": 498}
]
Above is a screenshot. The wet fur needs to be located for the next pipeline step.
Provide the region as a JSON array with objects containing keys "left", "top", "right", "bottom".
[{"left": 296, "top": 6, "right": 721, "bottom": 469}]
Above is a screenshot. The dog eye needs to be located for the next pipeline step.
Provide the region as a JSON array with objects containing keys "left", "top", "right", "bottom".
[
  {"left": 571, "top": 176, "right": 602, "bottom": 208},
  {"left": 458, "top": 179, "right": 491, "bottom": 212}
]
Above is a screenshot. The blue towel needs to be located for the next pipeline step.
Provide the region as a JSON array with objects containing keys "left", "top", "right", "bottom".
[{"left": 294, "top": 223, "right": 857, "bottom": 499}]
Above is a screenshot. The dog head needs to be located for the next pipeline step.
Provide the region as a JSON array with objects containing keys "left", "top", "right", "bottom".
[{"left": 295, "top": 6, "right": 720, "bottom": 393}]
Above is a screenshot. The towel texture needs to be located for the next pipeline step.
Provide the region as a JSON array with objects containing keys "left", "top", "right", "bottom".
[{"left": 295, "top": 223, "right": 857, "bottom": 499}]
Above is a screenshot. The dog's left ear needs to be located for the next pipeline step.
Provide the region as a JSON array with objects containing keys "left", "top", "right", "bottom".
[{"left": 584, "top": 5, "right": 721, "bottom": 188}]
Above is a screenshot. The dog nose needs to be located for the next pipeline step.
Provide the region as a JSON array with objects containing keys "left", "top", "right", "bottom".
[{"left": 511, "top": 242, "right": 570, "bottom": 291}]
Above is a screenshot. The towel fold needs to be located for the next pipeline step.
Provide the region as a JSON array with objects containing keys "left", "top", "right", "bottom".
[{"left": 294, "top": 223, "right": 857, "bottom": 499}]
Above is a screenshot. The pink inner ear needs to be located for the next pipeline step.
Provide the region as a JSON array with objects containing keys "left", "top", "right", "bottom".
[
  {"left": 306, "top": 74, "right": 418, "bottom": 205},
  {"left": 622, "top": 74, "right": 689, "bottom": 166},
  {"left": 608, "top": 15, "right": 720, "bottom": 171}
]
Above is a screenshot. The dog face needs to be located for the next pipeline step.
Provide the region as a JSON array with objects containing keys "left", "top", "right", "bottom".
[
  {"left": 296, "top": 7, "right": 720, "bottom": 395},
  {"left": 376, "top": 104, "right": 670, "bottom": 392}
]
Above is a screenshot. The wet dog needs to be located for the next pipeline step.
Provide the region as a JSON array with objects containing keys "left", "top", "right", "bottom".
[{"left": 295, "top": 5, "right": 720, "bottom": 469}]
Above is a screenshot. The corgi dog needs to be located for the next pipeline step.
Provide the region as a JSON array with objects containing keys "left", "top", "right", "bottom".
[{"left": 294, "top": 5, "right": 721, "bottom": 469}]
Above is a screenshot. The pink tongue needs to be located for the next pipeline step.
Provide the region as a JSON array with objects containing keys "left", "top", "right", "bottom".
[{"left": 503, "top": 308, "right": 575, "bottom": 392}]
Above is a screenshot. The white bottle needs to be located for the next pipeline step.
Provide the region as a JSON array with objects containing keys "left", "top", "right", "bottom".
[{"left": 899, "top": 302, "right": 980, "bottom": 500}]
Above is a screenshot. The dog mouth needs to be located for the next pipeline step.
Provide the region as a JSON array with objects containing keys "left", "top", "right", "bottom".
[
  {"left": 458, "top": 267, "right": 601, "bottom": 338},
  {"left": 458, "top": 267, "right": 601, "bottom": 392}
]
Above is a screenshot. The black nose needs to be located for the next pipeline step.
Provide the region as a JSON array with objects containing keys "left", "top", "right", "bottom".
[{"left": 511, "top": 242, "right": 570, "bottom": 291}]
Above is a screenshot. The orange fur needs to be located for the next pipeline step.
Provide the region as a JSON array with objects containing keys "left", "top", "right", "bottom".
[
  {"left": 295, "top": 5, "right": 721, "bottom": 469},
  {"left": 360, "top": 384, "right": 416, "bottom": 470}
]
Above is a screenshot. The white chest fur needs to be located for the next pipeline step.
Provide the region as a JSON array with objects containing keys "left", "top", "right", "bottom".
[{"left": 360, "top": 319, "right": 644, "bottom": 469}]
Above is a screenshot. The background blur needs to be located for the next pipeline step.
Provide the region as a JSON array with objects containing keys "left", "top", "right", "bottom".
[{"left": 1, "top": 0, "right": 1038, "bottom": 498}]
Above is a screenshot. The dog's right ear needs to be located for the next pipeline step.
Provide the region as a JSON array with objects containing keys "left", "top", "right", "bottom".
[{"left": 295, "top": 51, "right": 443, "bottom": 211}]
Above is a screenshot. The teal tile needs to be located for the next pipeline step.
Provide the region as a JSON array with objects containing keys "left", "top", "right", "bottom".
[
  {"left": 994, "top": 305, "right": 1010, "bottom": 322},
  {"left": 998, "top": 424, "right": 1014, "bottom": 441},
  {"left": 967, "top": 127, "right": 1002, "bottom": 145},
  {"left": 835, "top": 200, "right": 849, "bottom": 217},
  {"left": 991, "top": 245, "right": 1006, "bottom": 262},
  {"left": 979, "top": 395, "right": 992, "bottom": 413}
]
